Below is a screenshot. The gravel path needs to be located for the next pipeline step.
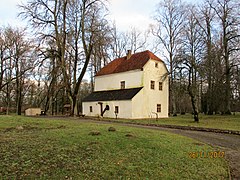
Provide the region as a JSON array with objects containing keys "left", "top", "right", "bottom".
[{"left": 77, "top": 118, "right": 240, "bottom": 179}]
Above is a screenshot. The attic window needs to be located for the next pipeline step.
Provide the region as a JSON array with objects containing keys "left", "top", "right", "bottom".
[
  {"left": 155, "top": 62, "right": 158, "bottom": 68},
  {"left": 121, "top": 81, "right": 125, "bottom": 89}
]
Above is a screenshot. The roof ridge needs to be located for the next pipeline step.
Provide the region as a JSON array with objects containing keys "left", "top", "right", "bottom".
[{"left": 95, "top": 50, "right": 162, "bottom": 76}]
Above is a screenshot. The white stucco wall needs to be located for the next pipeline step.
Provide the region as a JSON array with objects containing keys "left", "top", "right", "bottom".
[
  {"left": 82, "top": 102, "right": 101, "bottom": 117},
  {"left": 141, "top": 59, "right": 169, "bottom": 118},
  {"left": 25, "top": 108, "right": 41, "bottom": 116},
  {"left": 94, "top": 70, "right": 143, "bottom": 91},
  {"left": 82, "top": 100, "right": 132, "bottom": 119},
  {"left": 131, "top": 89, "right": 147, "bottom": 118}
]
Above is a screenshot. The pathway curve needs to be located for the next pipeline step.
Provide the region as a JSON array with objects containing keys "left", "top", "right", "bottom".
[{"left": 77, "top": 118, "right": 240, "bottom": 179}]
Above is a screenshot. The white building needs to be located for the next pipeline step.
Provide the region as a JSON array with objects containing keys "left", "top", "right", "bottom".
[
  {"left": 82, "top": 50, "right": 169, "bottom": 119},
  {"left": 25, "top": 108, "right": 41, "bottom": 116}
]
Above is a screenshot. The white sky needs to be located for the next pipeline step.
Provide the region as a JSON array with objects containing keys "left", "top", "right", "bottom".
[
  {"left": 0, "top": 0, "right": 26, "bottom": 27},
  {"left": 0, "top": 0, "right": 165, "bottom": 31},
  {"left": 108, "top": 0, "right": 159, "bottom": 32},
  {"left": 0, "top": 0, "right": 201, "bottom": 31}
]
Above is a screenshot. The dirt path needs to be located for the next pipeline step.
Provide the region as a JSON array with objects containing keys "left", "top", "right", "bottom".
[
  {"left": 155, "top": 127, "right": 240, "bottom": 180},
  {"left": 76, "top": 118, "right": 240, "bottom": 179}
]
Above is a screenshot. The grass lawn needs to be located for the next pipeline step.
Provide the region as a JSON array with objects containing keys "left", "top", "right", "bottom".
[
  {"left": 111, "top": 113, "right": 240, "bottom": 131},
  {"left": 0, "top": 115, "right": 229, "bottom": 179}
]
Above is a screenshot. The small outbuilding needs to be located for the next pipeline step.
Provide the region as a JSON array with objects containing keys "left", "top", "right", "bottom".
[
  {"left": 25, "top": 108, "right": 41, "bottom": 116},
  {"left": 63, "top": 104, "right": 71, "bottom": 115}
]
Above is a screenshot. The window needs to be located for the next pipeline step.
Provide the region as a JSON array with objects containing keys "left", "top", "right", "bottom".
[
  {"left": 121, "top": 81, "right": 125, "bottom": 89},
  {"left": 151, "top": 81, "right": 155, "bottom": 90},
  {"left": 90, "top": 106, "right": 93, "bottom": 112},
  {"left": 159, "top": 82, "right": 163, "bottom": 91},
  {"left": 115, "top": 106, "right": 119, "bottom": 114},
  {"left": 155, "top": 62, "right": 158, "bottom": 68},
  {"left": 157, "top": 104, "right": 161, "bottom": 113}
]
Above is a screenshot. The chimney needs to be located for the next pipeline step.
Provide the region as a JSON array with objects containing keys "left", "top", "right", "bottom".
[{"left": 126, "top": 50, "right": 132, "bottom": 60}]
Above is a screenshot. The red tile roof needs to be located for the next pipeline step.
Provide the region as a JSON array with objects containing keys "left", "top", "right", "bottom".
[{"left": 95, "top": 50, "right": 163, "bottom": 76}]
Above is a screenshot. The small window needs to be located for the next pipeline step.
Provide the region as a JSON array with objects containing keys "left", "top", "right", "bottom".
[
  {"left": 90, "top": 106, "right": 93, "bottom": 112},
  {"left": 155, "top": 62, "right": 158, "bottom": 68},
  {"left": 159, "top": 82, "right": 163, "bottom": 91},
  {"left": 121, "top": 81, "right": 125, "bottom": 89},
  {"left": 157, "top": 104, "right": 161, "bottom": 113},
  {"left": 151, "top": 81, "right": 155, "bottom": 90},
  {"left": 115, "top": 106, "right": 119, "bottom": 114}
]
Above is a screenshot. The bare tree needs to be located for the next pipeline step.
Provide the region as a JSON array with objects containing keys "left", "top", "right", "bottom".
[
  {"left": 0, "top": 27, "right": 34, "bottom": 115},
  {"left": 19, "top": 0, "right": 109, "bottom": 115},
  {"left": 196, "top": 2, "right": 216, "bottom": 114},
  {"left": 12, "top": 30, "right": 33, "bottom": 115},
  {"left": 110, "top": 23, "right": 129, "bottom": 59},
  {"left": 127, "top": 27, "right": 149, "bottom": 53},
  {"left": 152, "top": 0, "right": 186, "bottom": 116},
  {"left": 68, "top": 0, "right": 108, "bottom": 115},
  {"left": 19, "top": 0, "right": 68, "bottom": 114},
  {"left": 0, "top": 28, "right": 7, "bottom": 91},
  {"left": 182, "top": 7, "right": 205, "bottom": 122},
  {"left": 209, "top": 0, "right": 240, "bottom": 114}
]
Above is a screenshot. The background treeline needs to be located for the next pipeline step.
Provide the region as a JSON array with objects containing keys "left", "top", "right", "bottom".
[{"left": 0, "top": 0, "right": 239, "bottom": 120}]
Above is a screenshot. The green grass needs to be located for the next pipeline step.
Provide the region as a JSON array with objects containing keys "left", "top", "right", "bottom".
[
  {"left": 0, "top": 115, "right": 229, "bottom": 179},
  {"left": 110, "top": 113, "right": 240, "bottom": 131}
]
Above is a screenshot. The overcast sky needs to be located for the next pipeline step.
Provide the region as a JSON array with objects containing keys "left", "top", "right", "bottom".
[
  {"left": 0, "top": 0, "right": 24, "bottom": 27},
  {"left": 0, "top": 0, "right": 202, "bottom": 32},
  {"left": 0, "top": 0, "right": 177, "bottom": 32},
  {"left": 108, "top": 0, "right": 159, "bottom": 31}
]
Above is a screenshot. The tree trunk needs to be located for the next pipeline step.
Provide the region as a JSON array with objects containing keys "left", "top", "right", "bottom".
[
  {"left": 6, "top": 83, "right": 10, "bottom": 115},
  {"left": 206, "top": 44, "right": 214, "bottom": 115},
  {"left": 17, "top": 83, "right": 23, "bottom": 115},
  {"left": 170, "top": 53, "right": 177, "bottom": 116},
  {"left": 225, "top": 65, "right": 231, "bottom": 114},
  {"left": 190, "top": 93, "right": 199, "bottom": 122},
  {"left": 223, "top": 20, "right": 231, "bottom": 115},
  {"left": 188, "top": 67, "right": 199, "bottom": 122},
  {"left": 16, "top": 62, "right": 23, "bottom": 115}
]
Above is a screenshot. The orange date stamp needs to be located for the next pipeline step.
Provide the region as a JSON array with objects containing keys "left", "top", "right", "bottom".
[{"left": 189, "top": 151, "right": 225, "bottom": 159}]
